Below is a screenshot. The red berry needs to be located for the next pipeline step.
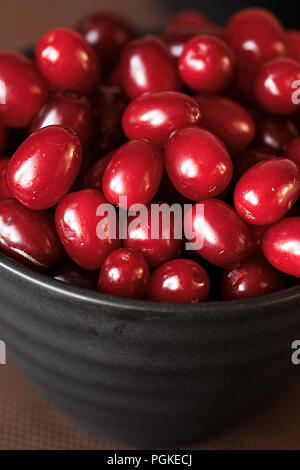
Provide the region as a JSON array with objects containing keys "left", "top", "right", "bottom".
[
  {"left": 255, "top": 57, "right": 300, "bottom": 115},
  {"left": 234, "top": 158, "right": 300, "bottom": 226},
  {"left": 286, "top": 30, "right": 300, "bottom": 63},
  {"left": 7, "top": 126, "right": 82, "bottom": 210},
  {"left": 98, "top": 248, "right": 150, "bottom": 299},
  {"left": 254, "top": 114, "right": 298, "bottom": 154},
  {"left": 55, "top": 189, "right": 121, "bottom": 271},
  {"left": 221, "top": 257, "right": 289, "bottom": 300},
  {"left": 121, "top": 36, "right": 182, "bottom": 99},
  {"left": 147, "top": 259, "right": 210, "bottom": 303},
  {"left": 0, "top": 52, "right": 49, "bottom": 128},
  {"left": 163, "top": 32, "right": 195, "bottom": 60},
  {"left": 92, "top": 85, "right": 127, "bottom": 154},
  {"left": 122, "top": 91, "right": 201, "bottom": 147},
  {"left": 179, "top": 35, "right": 235, "bottom": 93},
  {"left": 84, "top": 151, "right": 114, "bottom": 192},
  {"left": 250, "top": 225, "right": 270, "bottom": 255},
  {"left": 263, "top": 217, "right": 300, "bottom": 277},
  {"left": 36, "top": 27, "right": 102, "bottom": 95},
  {"left": 29, "top": 91, "right": 94, "bottom": 149},
  {"left": 226, "top": 8, "right": 285, "bottom": 73},
  {"left": 0, "top": 199, "right": 61, "bottom": 271},
  {"left": 195, "top": 94, "right": 255, "bottom": 154},
  {"left": 164, "top": 127, "right": 233, "bottom": 201},
  {"left": 0, "top": 158, "right": 12, "bottom": 201},
  {"left": 123, "top": 203, "right": 183, "bottom": 268},
  {"left": 285, "top": 137, "right": 300, "bottom": 169},
  {"left": 78, "top": 12, "right": 135, "bottom": 70},
  {"left": 164, "top": 10, "right": 210, "bottom": 36},
  {"left": 102, "top": 140, "right": 163, "bottom": 208},
  {"left": 185, "top": 199, "right": 254, "bottom": 269}
]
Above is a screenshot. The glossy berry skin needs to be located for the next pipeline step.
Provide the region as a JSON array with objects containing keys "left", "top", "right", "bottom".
[
  {"left": 55, "top": 189, "right": 121, "bottom": 271},
  {"left": 286, "top": 30, "right": 300, "bottom": 64},
  {"left": 225, "top": 8, "right": 285, "bottom": 74},
  {"left": 92, "top": 86, "right": 127, "bottom": 154},
  {"left": 102, "top": 140, "right": 163, "bottom": 208},
  {"left": 29, "top": 91, "right": 94, "bottom": 149},
  {"left": 221, "top": 257, "right": 289, "bottom": 301},
  {"left": 7, "top": 126, "right": 82, "bottom": 211},
  {"left": 195, "top": 95, "right": 255, "bottom": 154},
  {"left": 84, "top": 151, "right": 114, "bottom": 192},
  {"left": 124, "top": 204, "right": 183, "bottom": 268},
  {"left": 98, "top": 248, "right": 150, "bottom": 299},
  {"left": 285, "top": 138, "right": 300, "bottom": 169},
  {"left": 179, "top": 35, "right": 235, "bottom": 93},
  {"left": 53, "top": 260, "right": 98, "bottom": 290},
  {"left": 263, "top": 217, "right": 300, "bottom": 277},
  {"left": 36, "top": 27, "right": 102, "bottom": 95},
  {"left": 147, "top": 259, "right": 210, "bottom": 303},
  {"left": 121, "top": 36, "right": 182, "bottom": 100},
  {"left": 164, "top": 127, "right": 233, "bottom": 201},
  {"left": 122, "top": 91, "right": 201, "bottom": 147},
  {"left": 255, "top": 58, "right": 300, "bottom": 115},
  {"left": 0, "top": 199, "right": 61, "bottom": 271},
  {"left": 185, "top": 199, "right": 255, "bottom": 269},
  {"left": 78, "top": 12, "right": 135, "bottom": 70},
  {"left": 0, "top": 52, "right": 49, "bottom": 128},
  {"left": 234, "top": 158, "right": 300, "bottom": 226},
  {"left": 254, "top": 114, "right": 298, "bottom": 154},
  {"left": 0, "top": 158, "right": 12, "bottom": 201}
]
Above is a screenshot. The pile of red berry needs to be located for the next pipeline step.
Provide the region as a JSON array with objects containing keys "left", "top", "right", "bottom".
[{"left": 1, "top": 7, "right": 300, "bottom": 303}]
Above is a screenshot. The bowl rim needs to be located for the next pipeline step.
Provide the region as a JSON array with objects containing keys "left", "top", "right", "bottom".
[{"left": 1, "top": 251, "right": 300, "bottom": 316}]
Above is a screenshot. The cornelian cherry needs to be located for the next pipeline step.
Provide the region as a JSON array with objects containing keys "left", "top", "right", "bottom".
[
  {"left": 0, "top": 199, "right": 61, "bottom": 271},
  {"left": 98, "top": 248, "right": 150, "bottom": 299},
  {"left": 122, "top": 91, "right": 201, "bottom": 147},
  {"left": 84, "top": 151, "right": 114, "bottom": 192},
  {"left": 29, "top": 91, "right": 94, "bottom": 149},
  {"left": 164, "top": 10, "right": 210, "bottom": 36},
  {"left": 185, "top": 199, "right": 254, "bottom": 269},
  {"left": 121, "top": 36, "right": 182, "bottom": 99},
  {"left": 254, "top": 114, "right": 298, "bottom": 154},
  {"left": 221, "top": 257, "right": 289, "bottom": 300},
  {"left": 195, "top": 94, "right": 255, "bottom": 154},
  {"left": 102, "top": 140, "right": 163, "bottom": 208},
  {"left": 255, "top": 57, "right": 300, "bottom": 115},
  {"left": 179, "top": 35, "right": 235, "bottom": 93},
  {"left": 234, "top": 158, "right": 300, "bottom": 226},
  {"left": 55, "top": 189, "right": 121, "bottom": 271},
  {"left": 263, "top": 217, "right": 300, "bottom": 277},
  {"left": 286, "top": 30, "right": 300, "bottom": 64},
  {"left": 7, "top": 126, "right": 82, "bottom": 210},
  {"left": 36, "top": 27, "right": 102, "bottom": 95},
  {"left": 147, "top": 259, "right": 210, "bottom": 303},
  {"left": 164, "top": 127, "right": 233, "bottom": 201},
  {"left": 0, "top": 52, "right": 49, "bottom": 128}
]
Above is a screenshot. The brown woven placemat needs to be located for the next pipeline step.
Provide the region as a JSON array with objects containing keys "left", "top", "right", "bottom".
[{"left": 0, "top": 361, "right": 300, "bottom": 450}]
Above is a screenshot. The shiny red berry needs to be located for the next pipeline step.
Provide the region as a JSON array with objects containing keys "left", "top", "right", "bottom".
[
  {"left": 122, "top": 91, "right": 201, "bottom": 147},
  {"left": 221, "top": 257, "right": 289, "bottom": 300},
  {"left": 102, "top": 140, "right": 163, "bottom": 208},
  {"left": 255, "top": 57, "right": 300, "bottom": 115},
  {"left": 78, "top": 12, "right": 135, "bottom": 70},
  {"left": 147, "top": 259, "right": 210, "bottom": 303},
  {"left": 29, "top": 91, "right": 94, "bottom": 149},
  {"left": 0, "top": 158, "right": 12, "bottom": 201},
  {"left": 195, "top": 94, "right": 255, "bottom": 154},
  {"left": 234, "top": 158, "right": 300, "bottom": 225},
  {"left": 7, "top": 126, "right": 82, "bottom": 210},
  {"left": 98, "top": 248, "right": 150, "bottom": 299},
  {"left": 0, "top": 198, "right": 61, "bottom": 271},
  {"left": 84, "top": 151, "right": 114, "bottom": 192},
  {"left": 254, "top": 114, "right": 298, "bottom": 154},
  {"left": 185, "top": 199, "right": 254, "bottom": 269},
  {"left": 123, "top": 203, "right": 183, "bottom": 268},
  {"left": 164, "top": 127, "right": 233, "bottom": 201},
  {"left": 36, "top": 27, "right": 102, "bottom": 95},
  {"left": 0, "top": 51, "right": 49, "bottom": 128},
  {"left": 263, "top": 217, "right": 300, "bottom": 277},
  {"left": 179, "top": 35, "right": 235, "bottom": 93},
  {"left": 121, "top": 35, "right": 182, "bottom": 99},
  {"left": 55, "top": 189, "right": 121, "bottom": 271}
]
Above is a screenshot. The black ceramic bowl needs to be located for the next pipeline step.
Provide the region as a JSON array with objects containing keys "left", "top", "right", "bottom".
[{"left": 0, "top": 251, "right": 300, "bottom": 447}]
